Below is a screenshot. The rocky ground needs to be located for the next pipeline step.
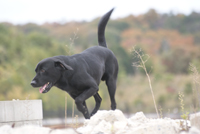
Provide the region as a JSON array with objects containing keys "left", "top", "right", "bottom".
[{"left": 0, "top": 109, "right": 200, "bottom": 134}]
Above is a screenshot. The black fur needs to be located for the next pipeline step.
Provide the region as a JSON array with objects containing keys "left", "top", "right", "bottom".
[{"left": 31, "top": 8, "right": 118, "bottom": 119}]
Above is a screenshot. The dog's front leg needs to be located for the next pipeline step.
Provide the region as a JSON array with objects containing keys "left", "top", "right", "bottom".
[{"left": 75, "top": 86, "right": 98, "bottom": 119}]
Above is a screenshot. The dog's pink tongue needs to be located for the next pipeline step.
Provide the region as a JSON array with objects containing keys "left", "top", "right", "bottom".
[{"left": 39, "top": 84, "right": 47, "bottom": 93}]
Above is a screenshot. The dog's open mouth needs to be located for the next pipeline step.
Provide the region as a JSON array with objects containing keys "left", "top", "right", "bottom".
[{"left": 39, "top": 82, "right": 52, "bottom": 93}]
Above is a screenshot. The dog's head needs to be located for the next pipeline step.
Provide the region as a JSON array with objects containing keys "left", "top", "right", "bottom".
[{"left": 31, "top": 57, "right": 73, "bottom": 93}]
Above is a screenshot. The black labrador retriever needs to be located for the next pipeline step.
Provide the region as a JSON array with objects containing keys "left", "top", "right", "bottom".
[{"left": 31, "top": 8, "right": 118, "bottom": 119}]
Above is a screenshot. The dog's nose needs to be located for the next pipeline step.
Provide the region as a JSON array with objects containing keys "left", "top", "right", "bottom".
[{"left": 31, "top": 80, "right": 37, "bottom": 87}]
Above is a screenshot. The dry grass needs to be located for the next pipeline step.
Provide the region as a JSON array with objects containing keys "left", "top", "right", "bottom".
[
  {"left": 64, "top": 28, "right": 79, "bottom": 128},
  {"left": 132, "top": 46, "right": 159, "bottom": 118},
  {"left": 189, "top": 63, "right": 200, "bottom": 129},
  {"left": 178, "top": 91, "right": 189, "bottom": 131},
  {"left": 189, "top": 63, "right": 200, "bottom": 109},
  {"left": 66, "top": 28, "right": 79, "bottom": 56},
  {"left": 65, "top": 95, "right": 67, "bottom": 127}
]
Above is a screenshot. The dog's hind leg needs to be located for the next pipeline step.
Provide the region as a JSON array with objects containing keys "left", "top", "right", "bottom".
[
  {"left": 106, "top": 77, "right": 117, "bottom": 110},
  {"left": 90, "top": 93, "right": 102, "bottom": 117}
]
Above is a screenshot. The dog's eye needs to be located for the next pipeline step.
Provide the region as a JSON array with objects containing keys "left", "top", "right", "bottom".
[{"left": 40, "top": 69, "right": 45, "bottom": 73}]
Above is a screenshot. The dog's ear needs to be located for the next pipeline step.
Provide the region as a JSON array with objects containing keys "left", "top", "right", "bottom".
[{"left": 54, "top": 60, "right": 73, "bottom": 71}]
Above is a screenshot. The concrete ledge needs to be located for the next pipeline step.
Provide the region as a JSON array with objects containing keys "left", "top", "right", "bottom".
[
  {"left": 0, "top": 120, "right": 42, "bottom": 127},
  {"left": 0, "top": 100, "right": 43, "bottom": 127}
]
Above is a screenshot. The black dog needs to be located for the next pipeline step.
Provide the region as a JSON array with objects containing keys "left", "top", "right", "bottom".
[{"left": 31, "top": 8, "right": 118, "bottom": 119}]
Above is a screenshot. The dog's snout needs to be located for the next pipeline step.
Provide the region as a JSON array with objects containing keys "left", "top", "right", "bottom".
[{"left": 31, "top": 80, "right": 37, "bottom": 87}]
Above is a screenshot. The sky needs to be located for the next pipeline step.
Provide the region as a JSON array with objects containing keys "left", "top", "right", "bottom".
[{"left": 0, "top": 0, "right": 199, "bottom": 24}]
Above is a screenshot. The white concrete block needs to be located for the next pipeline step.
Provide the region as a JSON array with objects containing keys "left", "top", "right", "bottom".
[
  {"left": 0, "top": 100, "right": 43, "bottom": 123},
  {"left": 190, "top": 112, "right": 200, "bottom": 130}
]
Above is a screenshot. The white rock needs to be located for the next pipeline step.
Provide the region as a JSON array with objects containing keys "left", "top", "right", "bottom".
[{"left": 78, "top": 110, "right": 183, "bottom": 134}]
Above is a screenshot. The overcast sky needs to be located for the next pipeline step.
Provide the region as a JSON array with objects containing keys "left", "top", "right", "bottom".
[{"left": 0, "top": 0, "right": 199, "bottom": 24}]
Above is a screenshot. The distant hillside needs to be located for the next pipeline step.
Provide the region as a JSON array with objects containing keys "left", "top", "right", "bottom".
[{"left": 0, "top": 9, "right": 200, "bottom": 117}]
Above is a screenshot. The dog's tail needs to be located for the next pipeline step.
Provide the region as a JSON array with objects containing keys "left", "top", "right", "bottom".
[{"left": 98, "top": 8, "right": 114, "bottom": 48}]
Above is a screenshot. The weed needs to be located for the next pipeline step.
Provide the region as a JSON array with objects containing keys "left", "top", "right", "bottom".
[
  {"left": 74, "top": 115, "right": 79, "bottom": 129},
  {"left": 189, "top": 63, "right": 200, "bottom": 128},
  {"left": 132, "top": 46, "right": 159, "bottom": 118},
  {"left": 158, "top": 106, "right": 163, "bottom": 118},
  {"left": 64, "top": 28, "right": 78, "bottom": 128},
  {"left": 66, "top": 28, "right": 79, "bottom": 56},
  {"left": 72, "top": 100, "right": 75, "bottom": 122},
  {"left": 178, "top": 91, "right": 189, "bottom": 131},
  {"left": 65, "top": 94, "right": 67, "bottom": 127},
  {"left": 178, "top": 91, "right": 185, "bottom": 114},
  {"left": 189, "top": 63, "right": 200, "bottom": 109}
]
